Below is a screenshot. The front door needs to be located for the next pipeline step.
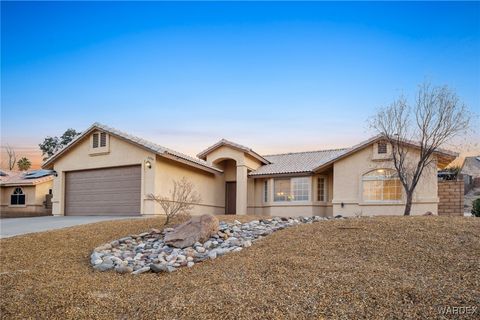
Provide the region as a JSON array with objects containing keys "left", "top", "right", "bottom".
[{"left": 225, "top": 182, "right": 236, "bottom": 214}]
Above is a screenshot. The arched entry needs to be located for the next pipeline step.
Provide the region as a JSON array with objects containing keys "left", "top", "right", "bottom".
[{"left": 214, "top": 158, "right": 238, "bottom": 214}]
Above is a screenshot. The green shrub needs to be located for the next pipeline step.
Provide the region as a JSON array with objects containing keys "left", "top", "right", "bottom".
[{"left": 472, "top": 199, "right": 480, "bottom": 217}]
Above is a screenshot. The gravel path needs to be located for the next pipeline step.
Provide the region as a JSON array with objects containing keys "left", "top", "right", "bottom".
[{"left": 1, "top": 216, "right": 479, "bottom": 319}]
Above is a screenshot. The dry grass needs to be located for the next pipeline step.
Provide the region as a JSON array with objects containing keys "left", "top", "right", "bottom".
[{"left": 1, "top": 216, "right": 479, "bottom": 319}]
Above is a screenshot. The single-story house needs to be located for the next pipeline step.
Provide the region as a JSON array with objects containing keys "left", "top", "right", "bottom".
[
  {"left": 0, "top": 169, "right": 54, "bottom": 217},
  {"left": 42, "top": 122, "right": 456, "bottom": 217}
]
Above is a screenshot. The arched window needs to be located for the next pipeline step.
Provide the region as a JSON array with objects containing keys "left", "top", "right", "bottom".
[
  {"left": 362, "top": 169, "right": 401, "bottom": 201},
  {"left": 11, "top": 187, "right": 26, "bottom": 205}
]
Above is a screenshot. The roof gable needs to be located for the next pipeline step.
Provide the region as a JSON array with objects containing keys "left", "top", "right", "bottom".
[
  {"left": 461, "top": 156, "right": 480, "bottom": 176},
  {"left": 42, "top": 123, "right": 222, "bottom": 174},
  {"left": 197, "top": 139, "right": 270, "bottom": 165},
  {"left": 250, "top": 135, "right": 458, "bottom": 177},
  {"left": 311, "top": 135, "right": 458, "bottom": 172}
]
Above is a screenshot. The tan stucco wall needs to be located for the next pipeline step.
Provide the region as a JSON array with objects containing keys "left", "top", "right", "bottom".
[
  {"left": 152, "top": 156, "right": 224, "bottom": 216},
  {"left": 49, "top": 132, "right": 156, "bottom": 216},
  {"left": 0, "top": 180, "right": 53, "bottom": 217},
  {"left": 332, "top": 144, "right": 438, "bottom": 216}
]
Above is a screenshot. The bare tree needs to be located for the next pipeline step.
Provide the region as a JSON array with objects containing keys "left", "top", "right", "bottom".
[
  {"left": 5, "top": 145, "right": 17, "bottom": 170},
  {"left": 148, "top": 177, "right": 201, "bottom": 225},
  {"left": 370, "top": 82, "right": 471, "bottom": 215}
]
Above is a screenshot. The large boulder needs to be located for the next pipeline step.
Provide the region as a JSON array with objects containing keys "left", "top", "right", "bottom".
[{"left": 164, "top": 214, "right": 219, "bottom": 248}]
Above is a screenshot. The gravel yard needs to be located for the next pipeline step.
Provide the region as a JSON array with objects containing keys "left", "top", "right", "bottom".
[{"left": 1, "top": 216, "right": 479, "bottom": 319}]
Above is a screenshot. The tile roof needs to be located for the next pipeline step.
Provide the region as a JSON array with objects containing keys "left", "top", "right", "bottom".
[
  {"left": 250, "top": 148, "right": 348, "bottom": 176},
  {"left": 197, "top": 139, "right": 270, "bottom": 164},
  {"left": 0, "top": 170, "right": 54, "bottom": 186},
  {"left": 461, "top": 156, "right": 480, "bottom": 177},
  {"left": 43, "top": 123, "right": 222, "bottom": 173}
]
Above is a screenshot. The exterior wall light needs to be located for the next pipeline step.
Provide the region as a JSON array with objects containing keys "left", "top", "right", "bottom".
[{"left": 145, "top": 160, "right": 152, "bottom": 169}]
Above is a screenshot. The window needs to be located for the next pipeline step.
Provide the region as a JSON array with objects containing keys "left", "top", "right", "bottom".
[
  {"left": 10, "top": 187, "right": 25, "bottom": 205},
  {"left": 92, "top": 133, "right": 99, "bottom": 148},
  {"left": 317, "top": 177, "right": 327, "bottom": 202},
  {"left": 362, "top": 169, "right": 401, "bottom": 201},
  {"left": 274, "top": 177, "right": 310, "bottom": 202},
  {"left": 378, "top": 142, "right": 387, "bottom": 154},
  {"left": 100, "top": 132, "right": 107, "bottom": 147},
  {"left": 264, "top": 180, "right": 268, "bottom": 202}
]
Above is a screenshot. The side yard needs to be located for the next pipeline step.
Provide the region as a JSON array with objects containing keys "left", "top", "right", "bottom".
[{"left": 0, "top": 216, "right": 479, "bottom": 319}]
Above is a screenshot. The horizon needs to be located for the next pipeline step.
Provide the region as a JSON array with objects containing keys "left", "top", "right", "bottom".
[{"left": 1, "top": 1, "right": 479, "bottom": 169}]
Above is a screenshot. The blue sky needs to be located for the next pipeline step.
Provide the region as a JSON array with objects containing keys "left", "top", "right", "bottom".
[{"left": 1, "top": 1, "right": 479, "bottom": 165}]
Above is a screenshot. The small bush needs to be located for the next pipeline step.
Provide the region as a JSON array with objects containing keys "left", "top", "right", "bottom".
[{"left": 472, "top": 199, "right": 480, "bottom": 217}]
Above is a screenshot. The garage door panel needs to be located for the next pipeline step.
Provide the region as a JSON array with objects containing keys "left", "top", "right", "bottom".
[{"left": 65, "top": 166, "right": 141, "bottom": 216}]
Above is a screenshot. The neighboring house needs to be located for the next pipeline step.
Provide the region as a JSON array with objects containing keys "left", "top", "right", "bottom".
[
  {"left": 42, "top": 123, "right": 456, "bottom": 217},
  {"left": 461, "top": 156, "right": 480, "bottom": 192},
  {"left": 0, "top": 170, "right": 54, "bottom": 218}
]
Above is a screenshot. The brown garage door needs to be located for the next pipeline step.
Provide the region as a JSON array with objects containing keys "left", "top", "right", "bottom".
[{"left": 65, "top": 165, "right": 141, "bottom": 216}]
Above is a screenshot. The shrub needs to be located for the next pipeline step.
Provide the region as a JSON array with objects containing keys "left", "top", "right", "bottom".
[
  {"left": 148, "top": 177, "right": 201, "bottom": 225},
  {"left": 472, "top": 199, "right": 480, "bottom": 217}
]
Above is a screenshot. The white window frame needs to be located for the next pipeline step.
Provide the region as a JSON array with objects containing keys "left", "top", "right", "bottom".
[
  {"left": 274, "top": 177, "right": 311, "bottom": 202},
  {"left": 362, "top": 169, "right": 402, "bottom": 203}
]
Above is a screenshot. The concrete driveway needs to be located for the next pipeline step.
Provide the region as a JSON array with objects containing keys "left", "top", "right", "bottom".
[{"left": 0, "top": 216, "right": 142, "bottom": 238}]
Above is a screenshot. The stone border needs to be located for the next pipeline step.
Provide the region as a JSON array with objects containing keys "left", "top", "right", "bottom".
[{"left": 90, "top": 215, "right": 345, "bottom": 274}]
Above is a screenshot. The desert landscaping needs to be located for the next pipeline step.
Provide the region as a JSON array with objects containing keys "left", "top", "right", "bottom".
[
  {"left": 1, "top": 215, "right": 479, "bottom": 319},
  {"left": 91, "top": 215, "right": 339, "bottom": 274}
]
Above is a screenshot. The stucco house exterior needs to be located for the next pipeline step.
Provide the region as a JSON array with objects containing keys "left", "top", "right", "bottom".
[
  {"left": 42, "top": 123, "right": 456, "bottom": 217},
  {"left": 0, "top": 170, "right": 54, "bottom": 217}
]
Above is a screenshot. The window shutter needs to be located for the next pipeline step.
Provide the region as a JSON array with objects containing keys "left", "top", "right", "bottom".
[
  {"left": 264, "top": 180, "right": 268, "bottom": 202},
  {"left": 378, "top": 142, "right": 387, "bottom": 154},
  {"left": 92, "top": 133, "right": 99, "bottom": 148},
  {"left": 100, "top": 132, "right": 107, "bottom": 147}
]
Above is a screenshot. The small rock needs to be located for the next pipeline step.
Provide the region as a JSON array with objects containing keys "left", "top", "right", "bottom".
[
  {"left": 132, "top": 267, "right": 150, "bottom": 275},
  {"left": 208, "top": 251, "right": 217, "bottom": 260},
  {"left": 242, "top": 240, "right": 252, "bottom": 248},
  {"left": 196, "top": 246, "right": 206, "bottom": 253},
  {"left": 93, "top": 258, "right": 103, "bottom": 265},
  {"left": 150, "top": 263, "right": 168, "bottom": 273},
  {"left": 204, "top": 241, "right": 212, "bottom": 249},
  {"left": 115, "top": 265, "right": 133, "bottom": 274},
  {"left": 166, "top": 266, "right": 177, "bottom": 273},
  {"left": 93, "top": 262, "right": 114, "bottom": 272},
  {"left": 187, "top": 261, "right": 194, "bottom": 268},
  {"left": 119, "top": 236, "right": 132, "bottom": 243}
]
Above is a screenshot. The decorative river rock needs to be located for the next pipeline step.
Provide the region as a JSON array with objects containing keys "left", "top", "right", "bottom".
[{"left": 90, "top": 215, "right": 344, "bottom": 274}]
